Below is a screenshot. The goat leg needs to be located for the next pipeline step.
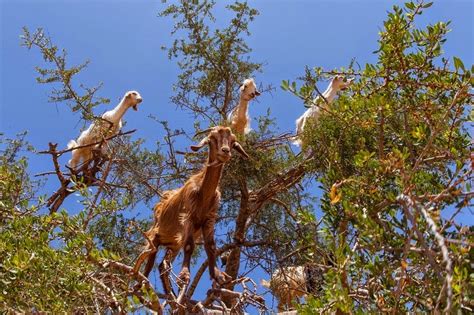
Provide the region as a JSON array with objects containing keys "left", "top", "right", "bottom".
[
  {"left": 133, "top": 229, "right": 158, "bottom": 277},
  {"left": 203, "top": 220, "right": 232, "bottom": 285},
  {"left": 159, "top": 248, "right": 177, "bottom": 298},
  {"left": 177, "top": 231, "right": 195, "bottom": 288},
  {"left": 142, "top": 250, "right": 158, "bottom": 278},
  {"left": 133, "top": 249, "right": 151, "bottom": 275},
  {"left": 132, "top": 248, "right": 157, "bottom": 293}
]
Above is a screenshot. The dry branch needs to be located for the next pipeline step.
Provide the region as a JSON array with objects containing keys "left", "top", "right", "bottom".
[
  {"left": 223, "top": 154, "right": 313, "bottom": 303},
  {"left": 38, "top": 130, "right": 136, "bottom": 213}
]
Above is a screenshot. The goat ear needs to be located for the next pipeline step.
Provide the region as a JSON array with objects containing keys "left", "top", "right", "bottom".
[
  {"left": 233, "top": 142, "right": 249, "bottom": 159},
  {"left": 190, "top": 137, "right": 209, "bottom": 152}
]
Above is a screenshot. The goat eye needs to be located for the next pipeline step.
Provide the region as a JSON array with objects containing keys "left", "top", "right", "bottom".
[{"left": 132, "top": 92, "right": 137, "bottom": 96}]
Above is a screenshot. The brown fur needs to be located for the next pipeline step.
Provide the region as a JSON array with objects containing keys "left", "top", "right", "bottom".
[{"left": 134, "top": 126, "right": 249, "bottom": 294}]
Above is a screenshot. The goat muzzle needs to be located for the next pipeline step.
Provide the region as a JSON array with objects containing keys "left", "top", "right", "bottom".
[{"left": 217, "top": 152, "right": 231, "bottom": 163}]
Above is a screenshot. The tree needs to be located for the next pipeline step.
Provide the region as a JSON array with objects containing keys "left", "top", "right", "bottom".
[
  {"left": 1, "top": 0, "right": 472, "bottom": 313},
  {"left": 283, "top": 1, "right": 472, "bottom": 312}
]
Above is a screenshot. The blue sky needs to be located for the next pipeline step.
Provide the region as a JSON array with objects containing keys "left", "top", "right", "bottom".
[{"left": 1, "top": 0, "right": 473, "bottom": 311}]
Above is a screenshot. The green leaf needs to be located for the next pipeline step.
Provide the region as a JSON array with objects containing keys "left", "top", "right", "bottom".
[
  {"left": 404, "top": 2, "right": 415, "bottom": 10},
  {"left": 291, "top": 81, "right": 297, "bottom": 91},
  {"left": 132, "top": 294, "right": 140, "bottom": 305},
  {"left": 453, "top": 56, "right": 465, "bottom": 71},
  {"left": 422, "top": 2, "right": 433, "bottom": 8}
]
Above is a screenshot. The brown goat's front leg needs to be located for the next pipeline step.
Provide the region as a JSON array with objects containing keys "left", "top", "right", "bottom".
[
  {"left": 134, "top": 230, "right": 159, "bottom": 278},
  {"left": 159, "top": 248, "right": 178, "bottom": 297},
  {"left": 203, "top": 219, "right": 231, "bottom": 285},
  {"left": 142, "top": 250, "right": 158, "bottom": 278},
  {"left": 134, "top": 234, "right": 157, "bottom": 276},
  {"left": 133, "top": 241, "right": 158, "bottom": 292},
  {"left": 177, "top": 228, "right": 195, "bottom": 287}
]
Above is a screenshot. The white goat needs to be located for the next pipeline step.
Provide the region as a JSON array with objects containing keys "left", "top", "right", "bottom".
[
  {"left": 261, "top": 265, "right": 323, "bottom": 311},
  {"left": 228, "top": 78, "right": 261, "bottom": 135},
  {"left": 67, "top": 90, "right": 143, "bottom": 170},
  {"left": 261, "top": 266, "right": 306, "bottom": 311},
  {"left": 294, "top": 76, "right": 352, "bottom": 146}
]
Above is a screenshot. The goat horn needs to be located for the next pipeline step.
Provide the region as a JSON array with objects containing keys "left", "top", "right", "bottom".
[
  {"left": 233, "top": 142, "right": 249, "bottom": 159},
  {"left": 190, "top": 136, "right": 209, "bottom": 152},
  {"left": 193, "top": 127, "right": 215, "bottom": 138}
]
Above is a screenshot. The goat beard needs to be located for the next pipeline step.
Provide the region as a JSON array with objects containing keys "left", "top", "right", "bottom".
[
  {"left": 216, "top": 155, "right": 231, "bottom": 163},
  {"left": 208, "top": 160, "right": 225, "bottom": 167}
]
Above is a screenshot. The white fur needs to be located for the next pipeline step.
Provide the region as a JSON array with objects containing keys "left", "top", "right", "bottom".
[
  {"left": 261, "top": 266, "right": 307, "bottom": 311},
  {"left": 228, "top": 78, "right": 260, "bottom": 135},
  {"left": 67, "top": 90, "right": 142, "bottom": 170},
  {"left": 294, "top": 76, "right": 352, "bottom": 146}
]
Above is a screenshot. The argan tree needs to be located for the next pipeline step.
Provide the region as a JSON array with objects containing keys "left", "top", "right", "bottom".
[{"left": 1, "top": 0, "right": 471, "bottom": 313}]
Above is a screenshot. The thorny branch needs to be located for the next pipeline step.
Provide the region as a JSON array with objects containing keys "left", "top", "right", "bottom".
[
  {"left": 397, "top": 193, "right": 453, "bottom": 313},
  {"left": 38, "top": 130, "right": 136, "bottom": 213},
  {"left": 224, "top": 153, "right": 313, "bottom": 299},
  {"left": 96, "top": 256, "right": 266, "bottom": 314}
]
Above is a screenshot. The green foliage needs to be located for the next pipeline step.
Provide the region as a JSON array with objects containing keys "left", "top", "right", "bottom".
[
  {"left": 0, "top": 136, "right": 153, "bottom": 312},
  {"left": 3, "top": 0, "right": 472, "bottom": 313},
  {"left": 0, "top": 133, "right": 37, "bottom": 217},
  {"left": 88, "top": 214, "right": 149, "bottom": 265},
  {"left": 0, "top": 137, "right": 95, "bottom": 312},
  {"left": 21, "top": 28, "right": 110, "bottom": 121},
  {"left": 284, "top": 1, "right": 472, "bottom": 312},
  {"left": 160, "top": 0, "right": 262, "bottom": 120},
  {"left": 108, "top": 135, "right": 167, "bottom": 206},
  {"left": 0, "top": 211, "right": 95, "bottom": 312}
]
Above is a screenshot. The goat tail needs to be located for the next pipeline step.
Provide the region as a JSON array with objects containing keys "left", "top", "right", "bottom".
[
  {"left": 67, "top": 139, "right": 78, "bottom": 150},
  {"left": 261, "top": 278, "right": 271, "bottom": 289}
]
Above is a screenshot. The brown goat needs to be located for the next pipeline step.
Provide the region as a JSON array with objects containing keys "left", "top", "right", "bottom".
[{"left": 134, "top": 126, "right": 249, "bottom": 294}]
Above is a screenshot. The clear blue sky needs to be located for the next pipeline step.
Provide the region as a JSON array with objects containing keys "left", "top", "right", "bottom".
[{"left": 1, "top": 0, "right": 472, "bottom": 310}]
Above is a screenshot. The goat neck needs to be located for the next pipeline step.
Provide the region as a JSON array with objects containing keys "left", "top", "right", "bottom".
[
  {"left": 106, "top": 96, "right": 130, "bottom": 122},
  {"left": 235, "top": 93, "right": 250, "bottom": 119},
  {"left": 320, "top": 82, "right": 341, "bottom": 104},
  {"left": 200, "top": 144, "right": 224, "bottom": 203}
]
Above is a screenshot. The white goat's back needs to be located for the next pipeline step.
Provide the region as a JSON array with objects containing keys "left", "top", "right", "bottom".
[
  {"left": 294, "top": 106, "right": 321, "bottom": 146},
  {"left": 67, "top": 139, "right": 78, "bottom": 150},
  {"left": 272, "top": 266, "right": 306, "bottom": 286},
  {"left": 263, "top": 266, "right": 307, "bottom": 311}
]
